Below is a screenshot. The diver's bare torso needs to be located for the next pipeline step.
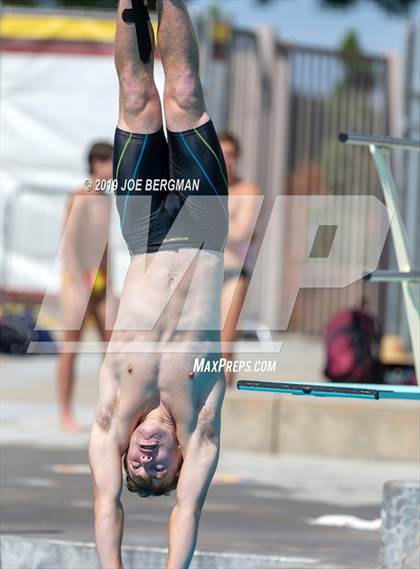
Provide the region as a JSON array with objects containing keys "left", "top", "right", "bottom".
[{"left": 95, "top": 248, "right": 225, "bottom": 454}]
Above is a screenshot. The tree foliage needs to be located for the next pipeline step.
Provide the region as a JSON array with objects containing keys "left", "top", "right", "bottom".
[
  {"left": 320, "top": 0, "right": 416, "bottom": 14},
  {"left": 339, "top": 30, "right": 375, "bottom": 90}
]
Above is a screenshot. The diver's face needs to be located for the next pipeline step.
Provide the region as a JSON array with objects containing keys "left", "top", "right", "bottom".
[{"left": 126, "top": 420, "right": 181, "bottom": 482}]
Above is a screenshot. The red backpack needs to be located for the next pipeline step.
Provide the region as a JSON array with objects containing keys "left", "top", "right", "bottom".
[{"left": 324, "top": 308, "right": 383, "bottom": 383}]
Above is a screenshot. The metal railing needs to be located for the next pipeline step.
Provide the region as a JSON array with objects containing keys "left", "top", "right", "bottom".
[
  {"left": 339, "top": 132, "right": 420, "bottom": 151},
  {"left": 2, "top": 185, "right": 71, "bottom": 298},
  {"left": 225, "top": 30, "right": 391, "bottom": 335},
  {"left": 340, "top": 131, "right": 420, "bottom": 381}
]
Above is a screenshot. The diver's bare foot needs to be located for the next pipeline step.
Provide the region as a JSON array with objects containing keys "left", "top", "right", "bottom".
[{"left": 61, "top": 413, "right": 82, "bottom": 433}]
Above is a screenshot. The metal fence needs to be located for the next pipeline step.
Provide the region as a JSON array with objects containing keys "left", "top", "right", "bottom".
[
  {"left": 2, "top": 186, "right": 71, "bottom": 299},
  {"left": 286, "top": 44, "right": 388, "bottom": 334},
  {"left": 220, "top": 28, "right": 391, "bottom": 335}
]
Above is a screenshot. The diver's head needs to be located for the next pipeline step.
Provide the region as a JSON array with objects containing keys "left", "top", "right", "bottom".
[{"left": 124, "top": 417, "right": 182, "bottom": 497}]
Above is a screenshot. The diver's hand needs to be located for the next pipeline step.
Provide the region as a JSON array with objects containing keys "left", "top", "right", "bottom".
[
  {"left": 166, "top": 429, "right": 220, "bottom": 568},
  {"left": 89, "top": 422, "right": 124, "bottom": 569},
  {"left": 165, "top": 503, "right": 202, "bottom": 569},
  {"left": 94, "top": 497, "right": 125, "bottom": 569}
]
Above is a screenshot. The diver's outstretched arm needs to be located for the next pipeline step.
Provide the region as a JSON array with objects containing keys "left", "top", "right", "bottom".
[{"left": 90, "top": 422, "right": 125, "bottom": 569}]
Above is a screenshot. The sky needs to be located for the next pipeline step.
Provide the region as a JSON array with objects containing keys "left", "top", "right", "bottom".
[{"left": 190, "top": 0, "right": 420, "bottom": 58}]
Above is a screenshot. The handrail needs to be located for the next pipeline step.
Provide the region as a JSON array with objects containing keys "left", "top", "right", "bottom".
[
  {"left": 363, "top": 270, "right": 420, "bottom": 283},
  {"left": 339, "top": 132, "right": 420, "bottom": 151}
]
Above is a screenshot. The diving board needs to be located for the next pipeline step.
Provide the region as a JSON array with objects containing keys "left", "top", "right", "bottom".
[{"left": 237, "top": 380, "right": 420, "bottom": 401}]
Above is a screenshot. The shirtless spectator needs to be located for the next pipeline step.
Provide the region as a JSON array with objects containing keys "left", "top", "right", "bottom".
[
  {"left": 219, "top": 132, "right": 260, "bottom": 386},
  {"left": 58, "top": 142, "right": 116, "bottom": 432}
]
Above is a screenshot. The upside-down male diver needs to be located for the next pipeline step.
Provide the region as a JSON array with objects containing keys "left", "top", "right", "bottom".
[{"left": 89, "top": 1, "right": 229, "bottom": 568}]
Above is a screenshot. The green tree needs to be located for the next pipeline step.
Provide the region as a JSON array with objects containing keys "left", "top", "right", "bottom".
[
  {"left": 338, "top": 31, "right": 375, "bottom": 91},
  {"left": 320, "top": 31, "right": 380, "bottom": 194},
  {"left": 320, "top": 0, "right": 416, "bottom": 14},
  {"left": 261, "top": 0, "right": 417, "bottom": 14}
]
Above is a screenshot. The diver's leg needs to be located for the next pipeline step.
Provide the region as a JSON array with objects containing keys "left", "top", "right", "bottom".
[
  {"left": 115, "top": 1, "right": 171, "bottom": 255},
  {"left": 158, "top": 0, "right": 208, "bottom": 131},
  {"left": 116, "top": 0, "right": 162, "bottom": 132},
  {"left": 157, "top": 0, "right": 228, "bottom": 255}
]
